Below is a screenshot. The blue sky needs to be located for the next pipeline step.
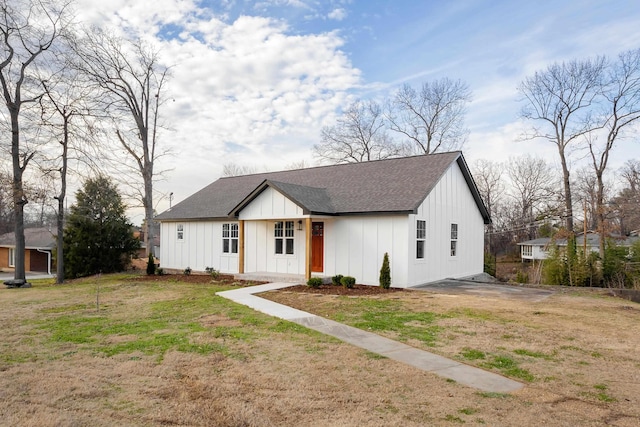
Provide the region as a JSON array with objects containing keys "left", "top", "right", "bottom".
[{"left": 76, "top": 0, "right": 640, "bottom": 220}]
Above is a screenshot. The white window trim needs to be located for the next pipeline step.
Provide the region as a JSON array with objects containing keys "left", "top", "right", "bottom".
[
  {"left": 275, "top": 221, "right": 295, "bottom": 255},
  {"left": 8, "top": 247, "right": 15, "bottom": 267},
  {"left": 177, "top": 223, "right": 184, "bottom": 242},
  {"left": 450, "top": 223, "right": 458, "bottom": 257},
  {"left": 416, "top": 219, "right": 426, "bottom": 259},
  {"left": 222, "top": 223, "right": 239, "bottom": 254}
]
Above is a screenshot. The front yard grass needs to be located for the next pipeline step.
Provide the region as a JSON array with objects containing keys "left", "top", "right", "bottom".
[{"left": 1, "top": 275, "right": 639, "bottom": 426}]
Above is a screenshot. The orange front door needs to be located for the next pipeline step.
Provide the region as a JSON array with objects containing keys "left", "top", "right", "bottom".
[{"left": 311, "top": 222, "right": 324, "bottom": 272}]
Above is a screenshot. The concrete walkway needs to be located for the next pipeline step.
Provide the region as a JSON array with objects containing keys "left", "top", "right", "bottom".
[{"left": 216, "top": 283, "right": 524, "bottom": 393}]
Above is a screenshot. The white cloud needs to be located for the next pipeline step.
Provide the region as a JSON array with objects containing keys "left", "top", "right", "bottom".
[
  {"left": 328, "top": 8, "right": 347, "bottom": 21},
  {"left": 72, "top": 2, "right": 362, "bottom": 216}
]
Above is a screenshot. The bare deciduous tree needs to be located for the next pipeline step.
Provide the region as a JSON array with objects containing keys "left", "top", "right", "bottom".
[
  {"left": 587, "top": 49, "right": 640, "bottom": 258},
  {"left": 39, "top": 63, "right": 99, "bottom": 283},
  {"left": 0, "top": 0, "right": 70, "bottom": 281},
  {"left": 387, "top": 78, "right": 471, "bottom": 154},
  {"left": 519, "top": 57, "right": 606, "bottom": 232},
  {"left": 505, "top": 155, "right": 559, "bottom": 240},
  {"left": 573, "top": 166, "right": 598, "bottom": 231},
  {"left": 314, "top": 99, "right": 406, "bottom": 163},
  {"left": 620, "top": 159, "right": 640, "bottom": 192},
  {"left": 610, "top": 161, "right": 640, "bottom": 235},
  {"left": 222, "top": 163, "right": 259, "bottom": 177},
  {"left": 472, "top": 159, "right": 504, "bottom": 252},
  {"left": 72, "top": 28, "right": 171, "bottom": 257}
]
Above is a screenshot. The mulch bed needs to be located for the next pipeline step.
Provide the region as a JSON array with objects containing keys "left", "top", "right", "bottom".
[
  {"left": 127, "top": 273, "right": 404, "bottom": 295},
  {"left": 281, "top": 284, "right": 405, "bottom": 296},
  {"left": 126, "top": 273, "right": 241, "bottom": 284}
]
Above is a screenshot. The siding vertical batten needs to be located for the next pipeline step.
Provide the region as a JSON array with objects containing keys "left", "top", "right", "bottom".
[
  {"left": 305, "top": 217, "right": 312, "bottom": 280},
  {"left": 238, "top": 220, "right": 245, "bottom": 274}
]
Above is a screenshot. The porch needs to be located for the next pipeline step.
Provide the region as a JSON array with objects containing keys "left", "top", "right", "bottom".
[{"left": 234, "top": 271, "right": 330, "bottom": 284}]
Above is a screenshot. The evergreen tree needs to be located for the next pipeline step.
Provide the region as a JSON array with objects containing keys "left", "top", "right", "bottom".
[
  {"left": 63, "top": 176, "right": 140, "bottom": 279},
  {"left": 146, "top": 252, "right": 156, "bottom": 275},
  {"left": 379, "top": 252, "right": 391, "bottom": 289}
]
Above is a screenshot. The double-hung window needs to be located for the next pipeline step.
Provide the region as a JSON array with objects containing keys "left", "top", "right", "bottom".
[
  {"left": 450, "top": 223, "right": 458, "bottom": 256},
  {"left": 416, "top": 220, "right": 426, "bottom": 259},
  {"left": 275, "top": 221, "right": 294, "bottom": 255},
  {"left": 177, "top": 224, "right": 184, "bottom": 241},
  {"left": 222, "top": 223, "right": 239, "bottom": 254}
]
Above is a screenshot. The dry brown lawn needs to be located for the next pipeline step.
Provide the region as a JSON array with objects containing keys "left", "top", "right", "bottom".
[{"left": 0, "top": 275, "right": 639, "bottom": 426}]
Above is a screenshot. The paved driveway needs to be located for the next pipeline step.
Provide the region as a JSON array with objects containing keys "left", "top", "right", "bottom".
[
  {"left": 0, "top": 272, "right": 54, "bottom": 282},
  {"left": 412, "top": 279, "right": 554, "bottom": 302}
]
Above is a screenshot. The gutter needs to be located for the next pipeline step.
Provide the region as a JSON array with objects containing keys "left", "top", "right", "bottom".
[{"left": 36, "top": 248, "right": 52, "bottom": 276}]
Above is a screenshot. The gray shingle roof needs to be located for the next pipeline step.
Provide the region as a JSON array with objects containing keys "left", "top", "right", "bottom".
[
  {"left": 0, "top": 227, "right": 56, "bottom": 249},
  {"left": 156, "top": 151, "right": 491, "bottom": 223}
]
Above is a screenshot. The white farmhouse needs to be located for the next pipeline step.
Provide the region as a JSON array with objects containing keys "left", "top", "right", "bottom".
[{"left": 156, "top": 151, "right": 491, "bottom": 287}]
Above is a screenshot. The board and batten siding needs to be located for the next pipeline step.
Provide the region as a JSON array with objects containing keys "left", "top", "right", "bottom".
[
  {"left": 238, "top": 187, "right": 306, "bottom": 220},
  {"left": 323, "top": 215, "right": 409, "bottom": 286},
  {"left": 237, "top": 186, "right": 308, "bottom": 275},
  {"left": 159, "top": 221, "right": 239, "bottom": 274},
  {"left": 243, "top": 220, "right": 307, "bottom": 275},
  {"left": 407, "top": 161, "right": 485, "bottom": 286}
]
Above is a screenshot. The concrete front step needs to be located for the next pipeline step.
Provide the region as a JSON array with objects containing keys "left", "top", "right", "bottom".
[{"left": 234, "top": 272, "right": 329, "bottom": 284}]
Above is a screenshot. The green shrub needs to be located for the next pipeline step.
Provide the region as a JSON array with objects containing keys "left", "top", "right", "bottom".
[
  {"left": 205, "top": 266, "right": 220, "bottom": 280},
  {"left": 331, "top": 274, "right": 343, "bottom": 286},
  {"left": 379, "top": 252, "right": 391, "bottom": 289},
  {"left": 515, "top": 270, "right": 528, "bottom": 284},
  {"left": 340, "top": 276, "right": 356, "bottom": 288},
  {"left": 484, "top": 251, "right": 496, "bottom": 277},
  {"left": 307, "top": 277, "right": 323, "bottom": 288},
  {"left": 183, "top": 267, "right": 192, "bottom": 275},
  {"left": 146, "top": 252, "right": 155, "bottom": 275}
]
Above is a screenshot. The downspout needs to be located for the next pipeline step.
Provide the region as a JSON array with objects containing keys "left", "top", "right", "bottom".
[{"left": 36, "top": 248, "right": 52, "bottom": 275}]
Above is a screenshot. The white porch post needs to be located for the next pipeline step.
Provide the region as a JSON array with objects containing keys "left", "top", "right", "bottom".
[
  {"left": 238, "top": 220, "right": 245, "bottom": 274},
  {"left": 305, "top": 217, "right": 312, "bottom": 280}
]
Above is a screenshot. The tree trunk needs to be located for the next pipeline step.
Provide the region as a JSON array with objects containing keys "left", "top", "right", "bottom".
[
  {"left": 558, "top": 147, "right": 574, "bottom": 232},
  {"left": 143, "top": 166, "right": 154, "bottom": 257},
  {"left": 596, "top": 172, "right": 606, "bottom": 261},
  {"left": 11, "top": 108, "right": 27, "bottom": 281},
  {"left": 56, "top": 116, "right": 69, "bottom": 284}
]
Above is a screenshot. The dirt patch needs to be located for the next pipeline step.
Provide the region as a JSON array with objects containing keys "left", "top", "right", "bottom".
[
  {"left": 124, "top": 272, "right": 266, "bottom": 286},
  {"left": 198, "top": 314, "right": 242, "bottom": 327}
]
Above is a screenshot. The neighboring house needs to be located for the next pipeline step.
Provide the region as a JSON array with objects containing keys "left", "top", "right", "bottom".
[
  {"left": 518, "top": 232, "right": 640, "bottom": 261},
  {"left": 518, "top": 237, "right": 554, "bottom": 261},
  {"left": 0, "top": 227, "right": 56, "bottom": 274},
  {"left": 134, "top": 222, "right": 161, "bottom": 258},
  {"left": 156, "top": 151, "right": 491, "bottom": 288}
]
